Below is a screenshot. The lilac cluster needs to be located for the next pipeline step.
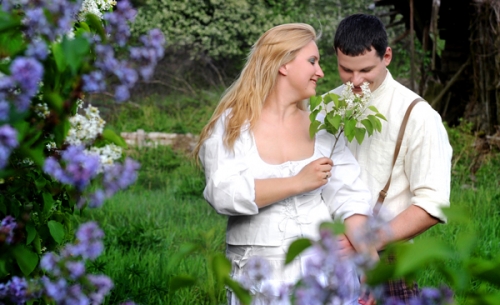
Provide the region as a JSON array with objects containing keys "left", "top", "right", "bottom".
[
  {"left": 40, "top": 222, "right": 114, "bottom": 304},
  {"left": 82, "top": 157, "right": 140, "bottom": 208},
  {"left": 292, "top": 229, "right": 359, "bottom": 305},
  {"left": 82, "top": 0, "right": 165, "bottom": 102},
  {"left": 0, "top": 215, "right": 17, "bottom": 244},
  {"left": 0, "top": 276, "right": 28, "bottom": 304},
  {"left": 0, "top": 125, "right": 19, "bottom": 169},
  {"left": 2, "top": 0, "right": 83, "bottom": 41},
  {"left": 383, "top": 286, "right": 454, "bottom": 305},
  {"left": 44, "top": 145, "right": 101, "bottom": 191},
  {"left": 235, "top": 256, "right": 289, "bottom": 305},
  {"left": 0, "top": 57, "right": 44, "bottom": 113}
]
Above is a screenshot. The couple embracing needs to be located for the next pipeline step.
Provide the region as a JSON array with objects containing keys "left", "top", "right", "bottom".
[{"left": 194, "top": 14, "right": 452, "bottom": 305}]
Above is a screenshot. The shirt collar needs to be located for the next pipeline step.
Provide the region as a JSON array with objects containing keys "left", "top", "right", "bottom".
[{"left": 371, "top": 69, "right": 393, "bottom": 101}]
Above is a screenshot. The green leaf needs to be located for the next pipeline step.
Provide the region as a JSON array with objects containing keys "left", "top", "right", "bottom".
[
  {"left": 47, "top": 220, "right": 65, "bottom": 244},
  {"left": 52, "top": 43, "right": 67, "bottom": 72},
  {"left": 0, "top": 11, "right": 21, "bottom": 32},
  {"left": 309, "top": 108, "right": 320, "bottom": 124},
  {"left": 26, "top": 223, "right": 36, "bottom": 245},
  {"left": 102, "top": 129, "right": 127, "bottom": 148},
  {"left": 12, "top": 245, "right": 39, "bottom": 276},
  {"left": 319, "top": 221, "right": 345, "bottom": 235},
  {"left": 344, "top": 119, "right": 356, "bottom": 142},
  {"left": 326, "top": 114, "right": 342, "bottom": 130},
  {"left": 375, "top": 112, "right": 387, "bottom": 121},
  {"left": 309, "top": 95, "right": 322, "bottom": 110},
  {"left": 225, "top": 278, "right": 252, "bottom": 305},
  {"left": 456, "top": 232, "right": 477, "bottom": 260},
  {"left": 368, "top": 105, "right": 380, "bottom": 113},
  {"left": 62, "top": 36, "right": 90, "bottom": 74},
  {"left": 368, "top": 115, "right": 382, "bottom": 132},
  {"left": 354, "top": 127, "right": 366, "bottom": 144},
  {"left": 394, "top": 237, "right": 453, "bottom": 278},
  {"left": 44, "top": 92, "right": 64, "bottom": 113},
  {"left": 322, "top": 94, "right": 332, "bottom": 105},
  {"left": 43, "top": 192, "right": 55, "bottom": 217},
  {"left": 168, "top": 274, "right": 197, "bottom": 291},
  {"left": 285, "top": 238, "right": 312, "bottom": 265},
  {"left": 468, "top": 259, "right": 500, "bottom": 288},
  {"left": 211, "top": 253, "right": 232, "bottom": 284},
  {"left": 0, "top": 259, "right": 7, "bottom": 278},
  {"left": 365, "top": 259, "right": 396, "bottom": 286},
  {"left": 361, "top": 119, "right": 374, "bottom": 136},
  {"left": 309, "top": 120, "right": 321, "bottom": 139},
  {"left": 330, "top": 93, "right": 340, "bottom": 108},
  {"left": 167, "top": 243, "right": 200, "bottom": 270},
  {"left": 85, "top": 13, "right": 106, "bottom": 41}
]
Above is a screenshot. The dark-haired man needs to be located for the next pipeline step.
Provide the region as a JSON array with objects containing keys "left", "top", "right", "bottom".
[{"left": 326, "top": 14, "right": 452, "bottom": 303}]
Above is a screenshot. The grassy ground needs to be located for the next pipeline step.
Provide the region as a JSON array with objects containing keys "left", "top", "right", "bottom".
[{"left": 78, "top": 60, "right": 500, "bottom": 304}]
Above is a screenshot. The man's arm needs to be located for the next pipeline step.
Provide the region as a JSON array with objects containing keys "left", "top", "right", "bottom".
[{"left": 375, "top": 205, "right": 439, "bottom": 251}]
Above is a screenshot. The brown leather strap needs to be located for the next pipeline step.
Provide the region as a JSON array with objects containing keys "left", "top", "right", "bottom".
[{"left": 373, "top": 98, "right": 424, "bottom": 216}]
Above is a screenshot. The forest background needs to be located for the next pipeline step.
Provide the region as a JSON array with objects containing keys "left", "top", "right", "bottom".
[{"left": 76, "top": 0, "right": 500, "bottom": 304}]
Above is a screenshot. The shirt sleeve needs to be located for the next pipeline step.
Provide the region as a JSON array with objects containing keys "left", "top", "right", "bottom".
[
  {"left": 405, "top": 103, "right": 452, "bottom": 222},
  {"left": 198, "top": 117, "right": 259, "bottom": 216},
  {"left": 315, "top": 114, "right": 372, "bottom": 221}
]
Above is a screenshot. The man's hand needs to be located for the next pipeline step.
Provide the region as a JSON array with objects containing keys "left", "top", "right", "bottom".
[{"left": 337, "top": 233, "right": 355, "bottom": 258}]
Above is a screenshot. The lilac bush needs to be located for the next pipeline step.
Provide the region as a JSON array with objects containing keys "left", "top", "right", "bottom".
[{"left": 0, "top": 0, "right": 164, "bottom": 303}]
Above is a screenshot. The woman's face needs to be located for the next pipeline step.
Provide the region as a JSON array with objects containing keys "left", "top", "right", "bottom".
[{"left": 281, "top": 40, "right": 324, "bottom": 100}]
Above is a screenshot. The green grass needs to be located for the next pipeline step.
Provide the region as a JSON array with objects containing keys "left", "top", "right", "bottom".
[{"left": 78, "top": 90, "right": 500, "bottom": 304}]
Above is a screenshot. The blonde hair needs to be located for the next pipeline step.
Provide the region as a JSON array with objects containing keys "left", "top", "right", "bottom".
[{"left": 194, "top": 23, "right": 317, "bottom": 157}]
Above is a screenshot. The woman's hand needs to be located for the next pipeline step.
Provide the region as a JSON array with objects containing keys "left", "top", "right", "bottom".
[{"left": 294, "top": 157, "right": 333, "bottom": 193}]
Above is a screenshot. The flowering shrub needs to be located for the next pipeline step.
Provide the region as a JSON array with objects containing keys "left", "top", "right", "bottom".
[{"left": 0, "top": 0, "right": 164, "bottom": 303}]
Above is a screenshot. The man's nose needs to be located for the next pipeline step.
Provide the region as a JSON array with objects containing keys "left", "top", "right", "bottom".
[{"left": 352, "top": 73, "right": 363, "bottom": 86}]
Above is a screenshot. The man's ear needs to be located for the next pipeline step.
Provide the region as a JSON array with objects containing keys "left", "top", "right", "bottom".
[
  {"left": 383, "top": 47, "right": 392, "bottom": 66},
  {"left": 279, "top": 64, "right": 288, "bottom": 76}
]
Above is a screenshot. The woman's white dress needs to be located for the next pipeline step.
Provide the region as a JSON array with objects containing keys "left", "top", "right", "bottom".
[{"left": 199, "top": 112, "right": 372, "bottom": 304}]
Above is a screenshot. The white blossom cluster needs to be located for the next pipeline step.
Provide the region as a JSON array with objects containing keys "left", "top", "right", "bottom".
[
  {"left": 336, "top": 81, "right": 372, "bottom": 121},
  {"left": 34, "top": 103, "right": 50, "bottom": 118},
  {"left": 86, "top": 144, "right": 122, "bottom": 172},
  {"left": 78, "top": 0, "right": 117, "bottom": 21},
  {"left": 66, "top": 104, "right": 105, "bottom": 146}
]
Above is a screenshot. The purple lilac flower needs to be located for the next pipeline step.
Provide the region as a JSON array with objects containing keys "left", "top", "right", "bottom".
[
  {"left": 245, "top": 256, "right": 271, "bottom": 282},
  {"left": 104, "top": 0, "right": 136, "bottom": 47},
  {"left": 384, "top": 297, "right": 406, "bottom": 305},
  {"left": 66, "top": 261, "right": 86, "bottom": 280},
  {"left": 0, "top": 282, "right": 7, "bottom": 298},
  {"left": 0, "top": 101, "right": 9, "bottom": 121},
  {"left": 0, "top": 125, "right": 18, "bottom": 169},
  {"left": 82, "top": 71, "right": 106, "bottom": 93},
  {"left": 10, "top": 57, "right": 43, "bottom": 102},
  {"left": 88, "top": 189, "right": 106, "bottom": 208},
  {"left": 43, "top": 145, "right": 101, "bottom": 191},
  {"left": 103, "top": 158, "right": 140, "bottom": 195},
  {"left": 42, "top": 277, "right": 68, "bottom": 302},
  {"left": 114, "top": 84, "right": 130, "bottom": 102},
  {"left": 23, "top": 8, "right": 51, "bottom": 39},
  {"left": 26, "top": 39, "right": 48, "bottom": 60},
  {"left": 40, "top": 252, "right": 62, "bottom": 276},
  {"left": 293, "top": 276, "right": 327, "bottom": 305},
  {"left": 63, "top": 221, "right": 104, "bottom": 260},
  {"left": 65, "top": 284, "right": 90, "bottom": 305},
  {"left": 7, "top": 276, "right": 28, "bottom": 304},
  {"left": 87, "top": 275, "right": 113, "bottom": 304},
  {"left": 1, "top": 215, "right": 17, "bottom": 244}
]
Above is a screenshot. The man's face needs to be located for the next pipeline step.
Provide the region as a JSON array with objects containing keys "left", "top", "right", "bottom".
[{"left": 336, "top": 47, "right": 392, "bottom": 94}]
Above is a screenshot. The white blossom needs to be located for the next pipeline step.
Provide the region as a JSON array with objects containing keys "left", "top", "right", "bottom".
[
  {"left": 65, "top": 104, "right": 105, "bottom": 146},
  {"left": 34, "top": 103, "right": 50, "bottom": 118},
  {"left": 78, "top": 0, "right": 117, "bottom": 21},
  {"left": 86, "top": 144, "right": 122, "bottom": 172}
]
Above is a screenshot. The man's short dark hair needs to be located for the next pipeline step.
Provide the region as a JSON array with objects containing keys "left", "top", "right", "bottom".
[{"left": 334, "top": 14, "right": 388, "bottom": 59}]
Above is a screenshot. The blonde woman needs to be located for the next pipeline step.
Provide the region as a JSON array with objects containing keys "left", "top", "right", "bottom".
[{"left": 195, "top": 23, "right": 375, "bottom": 304}]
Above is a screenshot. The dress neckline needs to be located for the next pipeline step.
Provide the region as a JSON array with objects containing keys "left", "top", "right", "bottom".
[{"left": 250, "top": 132, "right": 317, "bottom": 167}]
